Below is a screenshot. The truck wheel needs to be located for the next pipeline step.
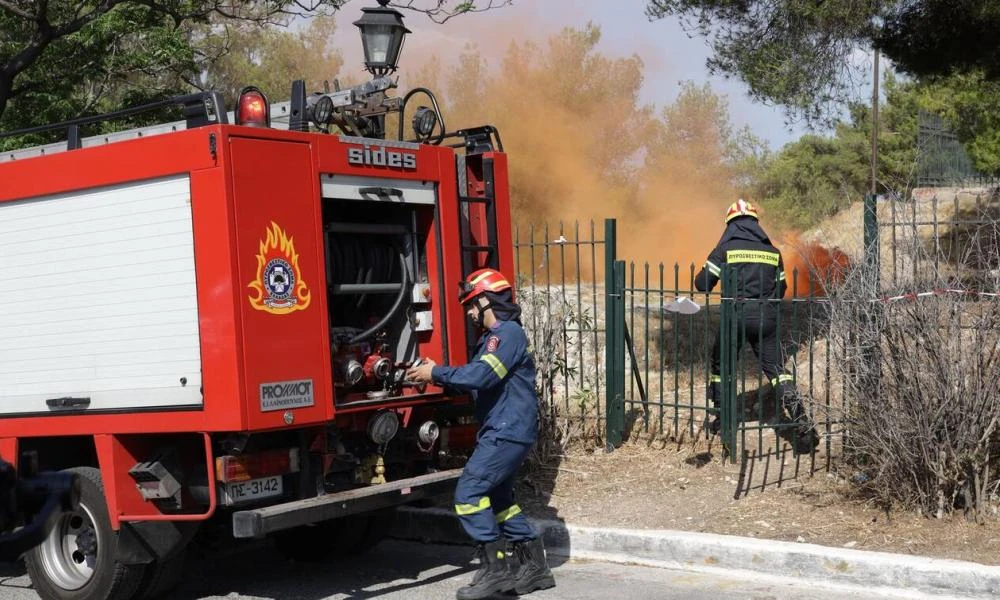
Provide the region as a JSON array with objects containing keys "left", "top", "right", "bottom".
[
  {"left": 272, "top": 513, "right": 385, "bottom": 562},
  {"left": 25, "top": 467, "right": 145, "bottom": 600}
]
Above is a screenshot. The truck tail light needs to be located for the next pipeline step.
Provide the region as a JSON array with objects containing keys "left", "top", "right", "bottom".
[
  {"left": 215, "top": 448, "right": 299, "bottom": 483},
  {"left": 235, "top": 86, "right": 270, "bottom": 127}
]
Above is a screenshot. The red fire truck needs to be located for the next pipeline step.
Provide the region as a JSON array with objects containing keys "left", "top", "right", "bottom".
[{"left": 0, "top": 64, "right": 511, "bottom": 598}]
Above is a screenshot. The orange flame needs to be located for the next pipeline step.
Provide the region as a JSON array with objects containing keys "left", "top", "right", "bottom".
[{"left": 247, "top": 221, "right": 312, "bottom": 314}]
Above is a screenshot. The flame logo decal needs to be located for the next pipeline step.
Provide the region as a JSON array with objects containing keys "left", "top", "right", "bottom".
[{"left": 247, "top": 222, "right": 311, "bottom": 314}]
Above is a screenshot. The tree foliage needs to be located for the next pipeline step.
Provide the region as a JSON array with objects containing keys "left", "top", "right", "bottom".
[
  {"left": 753, "top": 73, "right": 921, "bottom": 230},
  {"left": 0, "top": 1, "right": 194, "bottom": 132},
  {"left": 0, "top": 0, "right": 510, "bottom": 133},
  {"left": 877, "top": 0, "right": 1000, "bottom": 80},
  {"left": 644, "top": 0, "right": 880, "bottom": 124},
  {"left": 749, "top": 66, "right": 1000, "bottom": 231},
  {"left": 915, "top": 72, "right": 1000, "bottom": 175},
  {"left": 644, "top": 0, "right": 1000, "bottom": 126},
  {"left": 0, "top": 1, "right": 323, "bottom": 130},
  {"left": 756, "top": 134, "right": 867, "bottom": 231},
  {"left": 190, "top": 15, "right": 345, "bottom": 106}
]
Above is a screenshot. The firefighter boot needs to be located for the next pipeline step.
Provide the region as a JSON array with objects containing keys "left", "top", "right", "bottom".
[
  {"left": 706, "top": 407, "right": 722, "bottom": 435},
  {"left": 705, "top": 382, "right": 721, "bottom": 435},
  {"left": 456, "top": 539, "right": 515, "bottom": 600},
  {"left": 780, "top": 389, "right": 820, "bottom": 456},
  {"left": 512, "top": 537, "right": 556, "bottom": 595}
]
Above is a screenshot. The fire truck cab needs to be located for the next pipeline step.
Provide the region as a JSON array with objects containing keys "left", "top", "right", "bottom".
[{"left": 0, "top": 69, "right": 512, "bottom": 599}]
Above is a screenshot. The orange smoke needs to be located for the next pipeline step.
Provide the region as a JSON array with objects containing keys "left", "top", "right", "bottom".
[
  {"left": 780, "top": 234, "right": 851, "bottom": 297},
  {"left": 385, "top": 20, "right": 851, "bottom": 292},
  {"left": 399, "top": 24, "right": 736, "bottom": 281}
]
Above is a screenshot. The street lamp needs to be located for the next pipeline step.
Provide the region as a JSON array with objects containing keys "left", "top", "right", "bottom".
[
  {"left": 354, "top": 0, "right": 411, "bottom": 77},
  {"left": 289, "top": 0, "right": 445, "bottom": 142}
]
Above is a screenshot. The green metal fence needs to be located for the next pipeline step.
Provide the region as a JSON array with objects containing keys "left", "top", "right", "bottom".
[
  {"left": 602, "top": 257, "right": 841, "bottom": 468},
  {"left": 515, "top": 190, "right": 1000, "bottom": 484},
  {"left": 514, "top": 220, "right": 608, "bottom": 446},
  {"left": 515, "top": 218, "right": 843, "bottom": 472},
  {"left": 719, "top": 271, "right": 840, "bottom": 472},
  {"left": 917, "top": 111, "right": 1000, "bottom": 188},
  {"left": 870, "top": 188, "right": 1000, "bottom": 288}
]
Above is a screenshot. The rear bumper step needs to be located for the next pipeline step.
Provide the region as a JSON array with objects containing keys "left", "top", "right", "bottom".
[{"left": 232, "top": 469, "right": 461, "bottom": 539}]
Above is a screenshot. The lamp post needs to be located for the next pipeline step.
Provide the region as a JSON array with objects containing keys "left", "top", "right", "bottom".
[
  {"left": 291, "top": 0, "right": 444, "bottom": 142},
  {"left": 354, "top": 0, "right": 411, "bottom": 78}
]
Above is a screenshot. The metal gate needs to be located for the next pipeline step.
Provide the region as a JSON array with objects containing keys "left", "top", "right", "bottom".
[{"left": 516, "top": 218, "right": 842, "bottom": 470}]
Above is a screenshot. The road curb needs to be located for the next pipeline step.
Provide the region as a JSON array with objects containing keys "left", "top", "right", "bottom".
[{"left": 390, "top": 506, "right": 1000, "bottom": 598}]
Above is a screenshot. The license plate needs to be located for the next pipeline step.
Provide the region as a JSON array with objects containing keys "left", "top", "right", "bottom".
[{"left": 222, "top": 476, "right": 283, "bottom": 504}]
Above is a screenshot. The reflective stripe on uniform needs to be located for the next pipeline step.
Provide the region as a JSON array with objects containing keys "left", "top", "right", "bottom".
[
  {"left": 771, "top": 374, "right": 795, "bottom": 386},
  {"left": 709, "top": 374, "right": 722, "bottom": 383},
  {"left": 455, "top": 496, "right": 492, "bottom": 515},
  {"left": 725, "top": 250, "right": 780, "bottom": 266},
  {"left": 495, "top": 504, "right": 522, "bottom": 523},
  {"left": 779, "top": 271, "right": 787, "bottom": 281},
  {"left": 706, "top": 260, "right": 721, "bottom": 276},
  {"left": 480, "top": 353, "right": 508, "bottom": 379}
]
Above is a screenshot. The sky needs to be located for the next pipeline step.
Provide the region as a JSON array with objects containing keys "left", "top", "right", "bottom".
[{"left": 334, "top": 0, "right": 824, "bottom": 151}]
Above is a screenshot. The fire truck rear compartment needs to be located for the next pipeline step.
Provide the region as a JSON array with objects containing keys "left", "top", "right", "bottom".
[{"left": 321, "top": 177, "right": 435, "bottom": 405}]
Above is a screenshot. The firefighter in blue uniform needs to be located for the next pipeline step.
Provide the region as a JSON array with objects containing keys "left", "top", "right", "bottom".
[
  {"left": 406, "top": 268, "right": 555, "bottom": 600},
  {"left": 695, "top": 199, "right": 819, "bottom": 455}
]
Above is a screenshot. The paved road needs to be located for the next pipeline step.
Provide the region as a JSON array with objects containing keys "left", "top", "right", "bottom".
[{"left": 0, "top": 539, "right": 939, "bottom": 600}]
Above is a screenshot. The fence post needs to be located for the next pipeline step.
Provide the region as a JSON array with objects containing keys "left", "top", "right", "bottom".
[
  {"left": 858, "top": 192, "right": 882, "bottom": 455},
  {"left": 606, "top": 261, "right": 626, "bottom": 450},
  {"left": 604, "top": 219, "right": 624, "bottom": 450},
  {"left": 863, "top": 193, "right": 879, "bottom": 287},
  {"left": 719, "top": 266, "right": 738, "bottom": 461}
]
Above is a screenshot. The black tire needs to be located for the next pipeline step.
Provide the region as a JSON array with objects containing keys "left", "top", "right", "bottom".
[
  {"left": 133, "top": 549, "right": 186, "bottom": 600},
  {"left": 272, "top": 511, "right": 391, "bottom": 562},
  {"left": 25, "top": 467, "right": 146, "bottom": 600}
]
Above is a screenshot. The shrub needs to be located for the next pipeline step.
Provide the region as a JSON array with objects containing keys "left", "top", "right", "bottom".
[{"left": 828, "top": 213, "right": 1000, "bottom": 520}]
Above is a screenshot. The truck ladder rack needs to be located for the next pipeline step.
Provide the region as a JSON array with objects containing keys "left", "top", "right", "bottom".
[
  {"left": 0, "top": 98, "right": 294, "bottom": 163},
  {"left": 458, "top": 156, "right": 501, "bottom": 275}
]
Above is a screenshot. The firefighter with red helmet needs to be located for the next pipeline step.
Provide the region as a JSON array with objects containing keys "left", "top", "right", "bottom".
[
  {"left": 694, "top": 199, "right": 819, "bottom": 455},
  {"left": 406, "top": 268, "right": 555, "bottom": 599}
]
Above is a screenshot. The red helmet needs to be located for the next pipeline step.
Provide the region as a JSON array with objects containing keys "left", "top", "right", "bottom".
[
  {"left": 458, "top": 268, "right": 511, "bottom": 304},
  {"left": 725, "top": 198, "right": 759, "bottom": 223}
]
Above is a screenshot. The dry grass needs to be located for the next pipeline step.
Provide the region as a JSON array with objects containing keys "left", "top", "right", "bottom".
[{"left": 516, "top": 440, "right": 1000, "bottom": 565}]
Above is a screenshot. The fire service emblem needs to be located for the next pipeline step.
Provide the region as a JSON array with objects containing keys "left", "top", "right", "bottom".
[{"left": 247, "top": 222, "right": 311, "bottom": 314}]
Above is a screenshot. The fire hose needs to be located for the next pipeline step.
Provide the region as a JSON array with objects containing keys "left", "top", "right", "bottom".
[{"left": 325, "top": 233, "right": 411, "bottom": 344}]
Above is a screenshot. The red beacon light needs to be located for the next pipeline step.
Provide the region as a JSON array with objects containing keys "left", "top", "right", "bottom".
[{"left": 235, "top": 86, "right": 270, "bottom": 127}]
